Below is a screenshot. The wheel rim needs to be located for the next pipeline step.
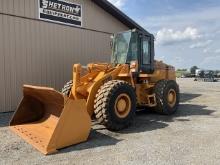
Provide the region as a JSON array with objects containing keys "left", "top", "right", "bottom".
[
  {"left": 167, "top": 89, "right": 177, "bottom": 108},
  {"left": 114, "top": 94, "right": 131, "bottom": 118}
]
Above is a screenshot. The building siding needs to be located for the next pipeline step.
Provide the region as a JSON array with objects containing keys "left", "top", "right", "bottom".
[
  {"left": 0, "top": 0, "right": 128, "bottom": 33},
  {"left": 0, "top": 0, "right": 129, "bottom": 112}
]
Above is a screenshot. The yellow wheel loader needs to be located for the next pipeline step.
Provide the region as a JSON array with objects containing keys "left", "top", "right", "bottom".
[{"left": 10, "top": 29, "right": 179, "bottom": 155}]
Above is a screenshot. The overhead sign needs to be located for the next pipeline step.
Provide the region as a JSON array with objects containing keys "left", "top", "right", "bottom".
[{"left": 39, "top": 0, "right": 82, "bottom": 27}]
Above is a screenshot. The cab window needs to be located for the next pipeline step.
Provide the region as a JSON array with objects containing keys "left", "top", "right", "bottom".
[
  {"left": 142, "top": 38, "right": 150, "bottom": 65},
  {"left": 127, "top": 33, "right": 138, "bottom": 63}
]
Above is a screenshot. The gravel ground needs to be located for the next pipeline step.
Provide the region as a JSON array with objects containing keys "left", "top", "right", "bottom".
[{"left": 1, "top": 78, "right": 220, "bottom": 165}]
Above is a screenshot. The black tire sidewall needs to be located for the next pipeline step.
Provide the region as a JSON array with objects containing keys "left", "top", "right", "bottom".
[
  {"left": 107, "top": 84, "right": 136, "bottom": 124},
  {"left": 163, "top": 80, "right": 179, "bottom": 114},
  {"left": 61, "top": 80, "right": 73, "bottom": 96},
  {"left": 154, "top": 80, "right": 179, "bottom": 115}
]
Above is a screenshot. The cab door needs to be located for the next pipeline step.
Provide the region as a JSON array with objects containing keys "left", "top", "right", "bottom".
[{"left": 139, "top": 35, "right": 154, "bottom": 73}]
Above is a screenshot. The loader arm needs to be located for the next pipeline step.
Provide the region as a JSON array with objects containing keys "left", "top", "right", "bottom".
[{"left": 70, "top": 64, "right": 134, "bottom": 116}]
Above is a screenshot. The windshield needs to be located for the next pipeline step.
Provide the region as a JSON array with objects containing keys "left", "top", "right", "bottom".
[{"left": 112, "top": 32, "right": 131, "bottom": 64}]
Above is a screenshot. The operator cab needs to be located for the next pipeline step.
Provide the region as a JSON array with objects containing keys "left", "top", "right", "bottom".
[{"left": 111, "top": 29, "right": 155, "bottom": 74}]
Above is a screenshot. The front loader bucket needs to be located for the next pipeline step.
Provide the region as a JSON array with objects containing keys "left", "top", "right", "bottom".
[{"left": 10, "top": 85, "right": 91, "bottom": 155}]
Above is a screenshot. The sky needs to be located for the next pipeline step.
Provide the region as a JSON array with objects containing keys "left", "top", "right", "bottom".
[{"left": 107, "top": 0, "right": 220, "bottom": 70}]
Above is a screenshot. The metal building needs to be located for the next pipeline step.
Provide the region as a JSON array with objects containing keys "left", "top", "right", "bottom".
[{"left": 0, "top": 0, "right": 147, "bottom": 112}]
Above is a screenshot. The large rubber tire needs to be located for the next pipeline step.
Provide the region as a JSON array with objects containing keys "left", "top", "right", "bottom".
[
  {"left": 94, "top": 80, "right": 136, "bottom": 131},
  {"left": 61, "top": 80, "right": 73, "bottom": 96},
  {"left": 154, "top": 80, "right": 179, "bottom": 115}
]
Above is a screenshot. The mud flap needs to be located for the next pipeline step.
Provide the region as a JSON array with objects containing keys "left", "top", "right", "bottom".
[{"left": 10, "top": 85, "right": 91, "bottom": 155}]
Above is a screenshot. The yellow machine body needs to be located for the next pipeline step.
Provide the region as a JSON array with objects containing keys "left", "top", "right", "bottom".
[
  {"left": 10, "top": 61, "right": 175, "bottom": 155},
  {"left": 9, "top": 29, "right": 178, "bottom": 155}
]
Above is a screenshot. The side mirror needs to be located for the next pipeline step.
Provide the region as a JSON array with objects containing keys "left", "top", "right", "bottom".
[
  {"left": 110, "top": 34, "right": 114, "bottom": 49},
  {"left": 110, "top": 41, "right": 113, "bottom": 49}
]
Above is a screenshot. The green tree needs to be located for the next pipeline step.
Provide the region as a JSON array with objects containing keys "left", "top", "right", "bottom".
[
  {"left": 177, "top": 69, "right": 187, "bottom": 71},
  {"left": 190, "top": 66, "right": 199, "bottom": 75}
]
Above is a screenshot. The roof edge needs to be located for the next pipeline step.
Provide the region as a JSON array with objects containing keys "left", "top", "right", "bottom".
[{"left": 92, "top": 0, "right": 153, "bottom": 36}]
